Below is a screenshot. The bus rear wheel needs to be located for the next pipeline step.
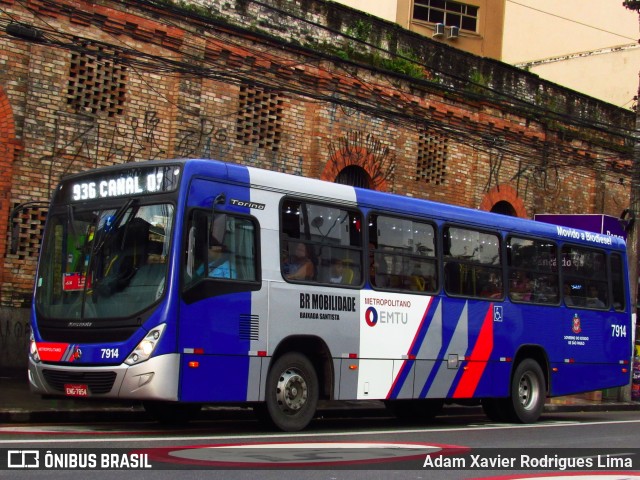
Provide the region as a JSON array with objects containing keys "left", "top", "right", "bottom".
[
  {"left": 265, "top": 352, "right": 319, "bottom": 432},
  {"left": 507, "top": 359, "right": 545, "bottom": 423}
]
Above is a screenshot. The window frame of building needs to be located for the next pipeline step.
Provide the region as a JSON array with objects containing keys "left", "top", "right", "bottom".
[{"left": 412, "top": 0, "right": 479, "bottom": 33}]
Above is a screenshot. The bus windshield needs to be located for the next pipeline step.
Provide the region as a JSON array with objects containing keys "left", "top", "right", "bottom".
[{"left": 35, "top": 203, "right": 174, "bottom": 320}]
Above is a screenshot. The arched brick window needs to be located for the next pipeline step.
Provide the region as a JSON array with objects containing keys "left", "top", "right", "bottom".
[{"left": 480, "top": 185, "right": 527, "bottom": 218}]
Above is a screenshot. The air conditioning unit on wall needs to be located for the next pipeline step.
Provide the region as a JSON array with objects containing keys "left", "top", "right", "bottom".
[
  {"left": 448, "top": 26, "right": 459, "bottom": 39},
  {"left": 433, "top": 23, "right": 445, "bottom": 37}
]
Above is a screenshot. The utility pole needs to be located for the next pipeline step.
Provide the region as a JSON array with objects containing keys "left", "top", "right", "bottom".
[{"left": 623, "top": 0, "right": 640, "bottom": 402}]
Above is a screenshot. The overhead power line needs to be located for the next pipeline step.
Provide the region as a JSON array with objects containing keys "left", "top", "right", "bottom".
[{"left": 507, "top": 0, "right": 638, "bottom": 42}]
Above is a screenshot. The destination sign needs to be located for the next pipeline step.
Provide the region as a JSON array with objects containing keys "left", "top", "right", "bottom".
[{"left": 61, "top": 165, "right": 181, "bottom": 203}]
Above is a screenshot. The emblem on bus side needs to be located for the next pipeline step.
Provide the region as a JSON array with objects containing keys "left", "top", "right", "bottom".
[
  {"left": 571, "top": 313, "right": 582, "bottom": 334},
  {"left": 230, "top": 198, "right": 265, "bottom": 210},
  {"left": 71, "top": 347, "right": 82, "bottom": 361}
]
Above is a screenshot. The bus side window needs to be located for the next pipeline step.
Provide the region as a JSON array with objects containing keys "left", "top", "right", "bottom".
[
  {"left": 368, "top": 214, "right": 437, "bottom": 294},
  {"left": 611, "top": 253, "right": 626, "bottom": 311},
  {"left": 443, "top": 226, "right": 501, "bottom": 299},
  {"left": 507, "top": 236, "right": 558, "bottom": 304},
  {"left": 280, "top": 198, "right": 362, "bottom": 286},
  {"left": 561, "top": 244, "right": 608, "bottom": 310},
  {"left": 184, "top": 210, "right": 258, "bottom": 285}
]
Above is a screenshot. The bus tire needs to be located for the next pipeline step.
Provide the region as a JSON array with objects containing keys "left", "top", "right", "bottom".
[
  {"left": 143, "top": 401, "right": 201, "bottom": 425},
  {"left": 506, "top": 359, "right": 545, "bottom": 423},
  {"left": 265, "top": 352, "right": 319, "bottom": 432}
]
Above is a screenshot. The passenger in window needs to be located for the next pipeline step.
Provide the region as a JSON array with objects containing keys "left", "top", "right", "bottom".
[
  {"left": 510, "top": 272, "right": 532, "bottom": 301},
  {"left": 409, "top": 275, "right": 426, "bottom": 291},
  {"left": 329, "top": 258, "right": 346, "bottom": 284},
  {"left": 586, "top": 284, "right": 605, "bottom": 308},
  {"left": 207, "top": 243, "right": 234, "bottom": 279},
  {"left": 480, "top": 271, "right": 501, "bottom": 298},
  {"left": 286, "top": 242, "right": 315, "bottom": 281},
  {"left": 409, "top": 263, "right": 434, "bottom": 292},
  {"left": 368, "top": 243, "right": 389, "bottom": 287}
]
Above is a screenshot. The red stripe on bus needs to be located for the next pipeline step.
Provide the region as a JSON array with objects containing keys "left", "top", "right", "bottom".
[{"left": 452, "top": 304, "right": 494, "bottom": 398}]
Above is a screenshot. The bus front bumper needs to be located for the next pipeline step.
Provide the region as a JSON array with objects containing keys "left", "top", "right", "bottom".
[{"left": 28, "top": 353, "right": 180, "bottom": 401}]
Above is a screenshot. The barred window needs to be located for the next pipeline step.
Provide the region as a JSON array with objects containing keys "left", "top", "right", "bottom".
[
  {"left": 416, "top": 130, "right": 448, "bottom": 185},
  {"left": 67, "top": 43, "right": 127, "bottom": 117},
  {"left": 11, "top": 203, "right": 47, "bottom": 260},
  {"left": 236, "top": 85, "right": 284, "bottom": 152}
]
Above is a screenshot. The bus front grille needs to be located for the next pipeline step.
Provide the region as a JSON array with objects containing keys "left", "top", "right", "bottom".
[{"left": 42, "top": 369, "right": 117, "bottom": 394}]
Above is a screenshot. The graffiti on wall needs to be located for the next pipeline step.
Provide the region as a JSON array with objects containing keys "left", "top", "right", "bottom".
[
  {"left": 483, "top": 141, "right": 504, "bottom": 195},
  {"left": 0, "top": 317, "right": 30, "bottom": 370},
  {"left": 176, "top": 118, "right": 232, "bottom": 160},
  {"left": 29, "top": 107, "right": 306, "bottom": 200},
  {"left": 481, "top": 137, "right": 561, "bottom": 202},
  {"left": 175, "top": 117, "right": 303, "bottom": 175},
  {"left": 511, "top": 160, "right": 561, "bottom": 202},
  {"left": 327, "top": 130, "right": 395, "bottom": 190},
  {"left": 34, "top": 111, "right": 166, "bottom": 194}
]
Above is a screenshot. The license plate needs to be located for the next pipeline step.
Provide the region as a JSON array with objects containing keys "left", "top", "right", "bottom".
[{"left": 64, "top": 384, "right": 89, "bottom": 397}]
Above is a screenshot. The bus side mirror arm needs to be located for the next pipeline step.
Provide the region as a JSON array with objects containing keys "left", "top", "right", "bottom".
[
  {"left": 212, "top": 193, "right": 226, "bottom": 212},
  {"left": 210, "top": 193, "right": 227, "bottom": 245}
]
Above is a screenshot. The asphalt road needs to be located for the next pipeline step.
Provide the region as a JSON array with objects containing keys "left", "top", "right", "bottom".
[{"left": 2, "top": 409, "right": 640, "bottom": 479}]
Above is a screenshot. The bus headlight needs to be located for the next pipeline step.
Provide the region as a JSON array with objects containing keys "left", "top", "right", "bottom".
[
  {"left": 125, "top": 324, "right": 166, "bottom": 366},
  {"left": 29, "top": 329, "right": 40, "bottom": 363}
]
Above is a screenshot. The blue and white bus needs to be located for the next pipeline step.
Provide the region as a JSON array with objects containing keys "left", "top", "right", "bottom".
[{"left": 29, "top": 159, "right": 632, "bottom": 431}]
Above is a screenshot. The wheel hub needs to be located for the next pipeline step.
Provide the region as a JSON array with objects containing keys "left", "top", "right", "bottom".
[
  {"left": 518, "top": 372, "right": 539, "bottom": 411},
  {"left": 276, "top": 368, "right": 308, "bottom": 413}
]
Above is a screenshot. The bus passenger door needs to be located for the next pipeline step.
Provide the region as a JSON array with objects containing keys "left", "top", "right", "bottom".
[{"left": 179, "top": 193, "right": 262, "bottom": 403}]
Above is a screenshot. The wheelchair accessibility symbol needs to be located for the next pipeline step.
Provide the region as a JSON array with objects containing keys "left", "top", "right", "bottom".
[{"left": 493, "top": 305, "right": 503, "bottom": 322}]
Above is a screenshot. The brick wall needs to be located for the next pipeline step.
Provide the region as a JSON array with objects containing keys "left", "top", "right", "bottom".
[{"left": 0, "top": 0, "right": 633, "bottom": 308}]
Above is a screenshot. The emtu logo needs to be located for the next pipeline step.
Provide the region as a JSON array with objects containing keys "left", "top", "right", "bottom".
[{"left": 365, "top": 306, "right": 378, "bottom": 327}]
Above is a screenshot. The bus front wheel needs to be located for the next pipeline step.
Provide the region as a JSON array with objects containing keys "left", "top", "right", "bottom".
[
  {"left": 508, "top": 358, "right": 545, "bottom": 423},
  {"left": 265, "top": 352, "right": 319, "bottom": 432}
]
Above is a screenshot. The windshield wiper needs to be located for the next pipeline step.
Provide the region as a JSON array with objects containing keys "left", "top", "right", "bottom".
[
  {"left": 67, "top": 205, "right": 81, "bottom": 249},
  {"left": 91, "top": 198, "right": 138, "bottom": 256}
]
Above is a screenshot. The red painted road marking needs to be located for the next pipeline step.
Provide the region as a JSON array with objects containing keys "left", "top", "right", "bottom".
[{"left": 136, "top": 441, "right": 469, "bottom": 468}]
